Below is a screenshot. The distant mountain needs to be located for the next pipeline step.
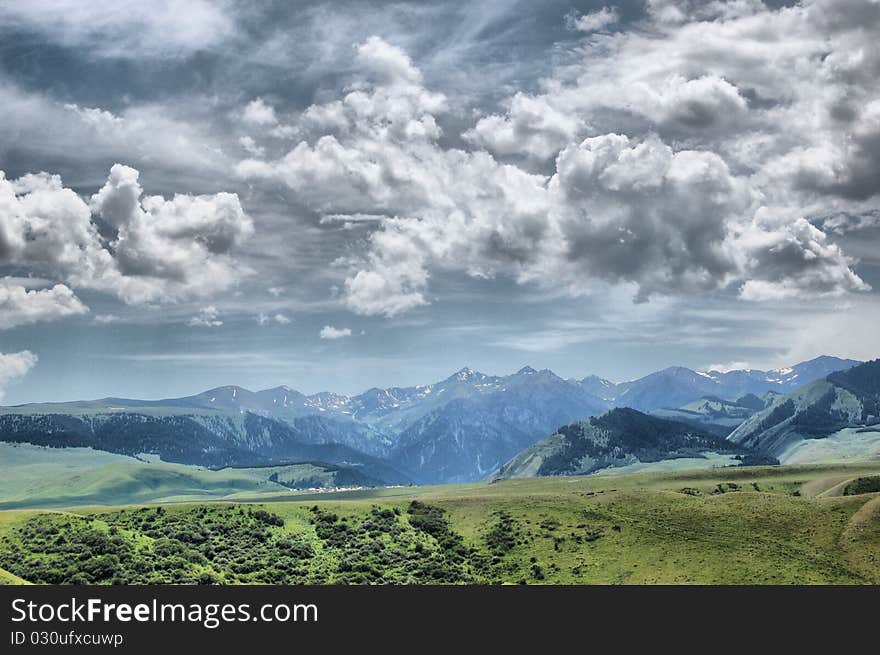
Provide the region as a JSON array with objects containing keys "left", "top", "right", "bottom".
[
  {"left": 0, "top": 410, "right": 410, "bottom": 485},
  {"left": 497, "top": 408, "right": 775, "bottom": 479},
  {"left": 389, "top": 367, "right": 609, "bottom": 483},
  {"left": 651, "top": 392, "right": 779, "bottom": 436},
  {"left": 611, "top": 367, "right": 724, "bottom": 412},
  {"left": 579, "top": 375, "right": 618, "bottom": 400},
  {"left": 0, "top": 355, "right": 862, "bottom": 485},
  {"left": 582, "top": 356, "right": 860, "bottom": 412},
  {"left": 727, "top": 359, "right": 880, "bottom": 462}
]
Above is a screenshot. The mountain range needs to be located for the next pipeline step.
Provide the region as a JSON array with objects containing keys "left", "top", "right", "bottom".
[
  {"left": 0, "top": 355, "right": 867, "bottom": 485},
  {"left": 728, "top": 359, "right": 880, "bottom": 463},
  {"left": 580, "top": 356, "right": 861, "bottom": 411}
]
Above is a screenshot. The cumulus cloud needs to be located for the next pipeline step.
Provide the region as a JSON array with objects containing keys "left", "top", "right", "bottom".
[
  {"left": 465, "top": 93, "right": 585, "bottom": 160},
  {"left": 0, "top": 350, "right": 37, "bottom": 401},
  {"left": 319, "top": 325, "right": 352, "bottom": 339},
  {"left": 0, "top": 282, "right": 89, "bottom": 329},
  {"left": 188, "top": 306, "right": 223, "bottom": 327},
  {"left": 242, "top": 98, "right": 278, "bottom": 127},
  {"left": 1, "top": 164, "right": 254, "bottom": 305},
  {"left": 236, "top": 8, "right": 876, "bottom": 316}
]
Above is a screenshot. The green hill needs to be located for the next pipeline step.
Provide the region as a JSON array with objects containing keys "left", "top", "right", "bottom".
[
  {"left": 497, "top": 407, "right": 774, "bottom": 479},
  {"left": 728, "top": 359, "right": 880, "bottom": 461},
  {"left": 1, "top": 460, "right": 879, "bottom": 585},
  {"left": 0, "top": 443, "right": 398, "bottom": 509}
]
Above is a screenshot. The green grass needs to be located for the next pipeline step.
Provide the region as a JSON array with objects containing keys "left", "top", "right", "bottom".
[
  {"left": 0, "top": 443, "right": 390, "bottom": 509},
  {"left": 1, "top": 460, "right": 879, "bottom": 584}
]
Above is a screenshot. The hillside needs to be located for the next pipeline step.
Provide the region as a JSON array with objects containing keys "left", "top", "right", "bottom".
[
  {"left": 497, "top": 408, "right": 774, "bottom": 479},
  {"left": 0, "top": 412, "right": 410, "bottom": 485},
  {"left": 0, "top": 442, "right": 401, "bottom": 509},
  {"left": 651, "top": 392, "right": 777, "bottom": 436},
  {"left": 2, "top": 461, "right": 879, "bottom": 584},
  {"left": 727, "top": 359, "right": 880, "bottom": 462}
]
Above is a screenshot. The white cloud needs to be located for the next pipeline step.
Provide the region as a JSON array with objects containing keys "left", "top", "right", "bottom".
[
  {"left": 188, "top": 306, "right": 223, "bottom": 327},
  {"left": 0, "top": 350, "right": 37, "bottom": 401},
  {"left": 267, "top": 286, "right": 285, "bottom": 297},
  {"left": 1, "top": 163, "right": 254, "bottom": 305},
  {"left": 238, "top": 135, "right": 265, "bottom": 157},
  {"left": 0, "top": 89, "right": 231, "bottom": 175},
  {"left": 319, "top": 325, "right": 352, "bottom": 339},
  {"left": 0, "top": 0, "right": 234, "bottom": 58},
  {"left": 565, "top": 7, "right": 619, "bottom": 33},
  {"left": 775, "top": 295, "right": 880, "bottom": 366},
  {"left": 242, "top": 99, "right": 278, "bottom": 127},
  {"left": 236, "top": 9, "right": 877, "bottom": 316},
  {"left": 0, "top": 276, "right": 53, "bottom": 289},
  {"left": 257, "top": 312, "right": 291, "bottom": 325},
  {"left": 0, "top": 81, "right": 230, "bottom": 182},
  {"left": 0, "top": 283, "right": 89, "bottom": 329},
  {"left": 465, "top": 93, "right": 585, "bottom": 160},
  {"left": 93, "top": 314, "right": 120, "bottom": 324}
]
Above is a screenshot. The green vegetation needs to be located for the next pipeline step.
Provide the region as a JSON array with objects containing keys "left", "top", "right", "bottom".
[
  {"left": 843, "top": 476, "right": 880, "bottom": 496},
  {"left": 0, "top": 506, "right": 311, "bottom": 585},
  {"left": 0, "top": 443, "right": 392, "bottom": 509},
  {"left": 502, "top": 407, "right": 775, "bottom": 479},
  {"left": 2, "top": 460, "right": 880, "bottom": 584}
]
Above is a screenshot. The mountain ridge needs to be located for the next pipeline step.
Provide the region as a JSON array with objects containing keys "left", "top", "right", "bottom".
[
  {"left": 0, "top": 355, "right": 864, "bottom": 484},
  {"left": 727, "top": 359, "right": 880, "bottom": 463},
  {"left": 497, "top": 407, "right": 776, "bottom": 480}
]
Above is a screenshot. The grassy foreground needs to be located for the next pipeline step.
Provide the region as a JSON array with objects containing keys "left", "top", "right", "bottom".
[{"left": 1, "top": 461, "right": 879, "bottom": 585}]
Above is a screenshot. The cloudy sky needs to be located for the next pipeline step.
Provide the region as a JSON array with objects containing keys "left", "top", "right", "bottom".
[{"left": 1, "top": 0, "right": 879, "bottom": 402}]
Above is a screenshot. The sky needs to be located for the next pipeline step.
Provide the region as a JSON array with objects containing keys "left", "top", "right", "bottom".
[{"left": 1, "top": 0, "right": 879, "bottom": 403}]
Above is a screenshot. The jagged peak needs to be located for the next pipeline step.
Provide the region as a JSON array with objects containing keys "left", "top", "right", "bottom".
[{"left": 448, "top": 366, "right": 484, "bottom": 381}]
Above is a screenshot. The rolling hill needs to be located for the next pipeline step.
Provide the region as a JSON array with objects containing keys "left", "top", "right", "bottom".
[
  {"left": 0, "top": 442, "right": 398, "bottom": 509},
  {"left": 4, "top": 460, "right": 879, "bottom": 584},
  {"left": 651, "top": 392, "right": 778, "bottom": 436},
  {"left": 727, "top": 359, "right": 880, "bottom": 462},
  {"left": 0, "top": 411, "right": 410, "bottom": 485},
  {"left": 497, "top": 407, "right": 775, "bottom": 479}
]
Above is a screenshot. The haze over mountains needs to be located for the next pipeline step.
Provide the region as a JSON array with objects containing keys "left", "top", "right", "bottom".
[
  {"left": 0, "top": 355, "right": 871, "bottom": 486},
  {"left": 728, "top": 359, "right": 880, "bottom": 463}
]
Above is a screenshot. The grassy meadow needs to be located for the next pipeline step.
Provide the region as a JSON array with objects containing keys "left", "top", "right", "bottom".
[{"left": 1, "top": 460, "right": 879, "bottom": 585}]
